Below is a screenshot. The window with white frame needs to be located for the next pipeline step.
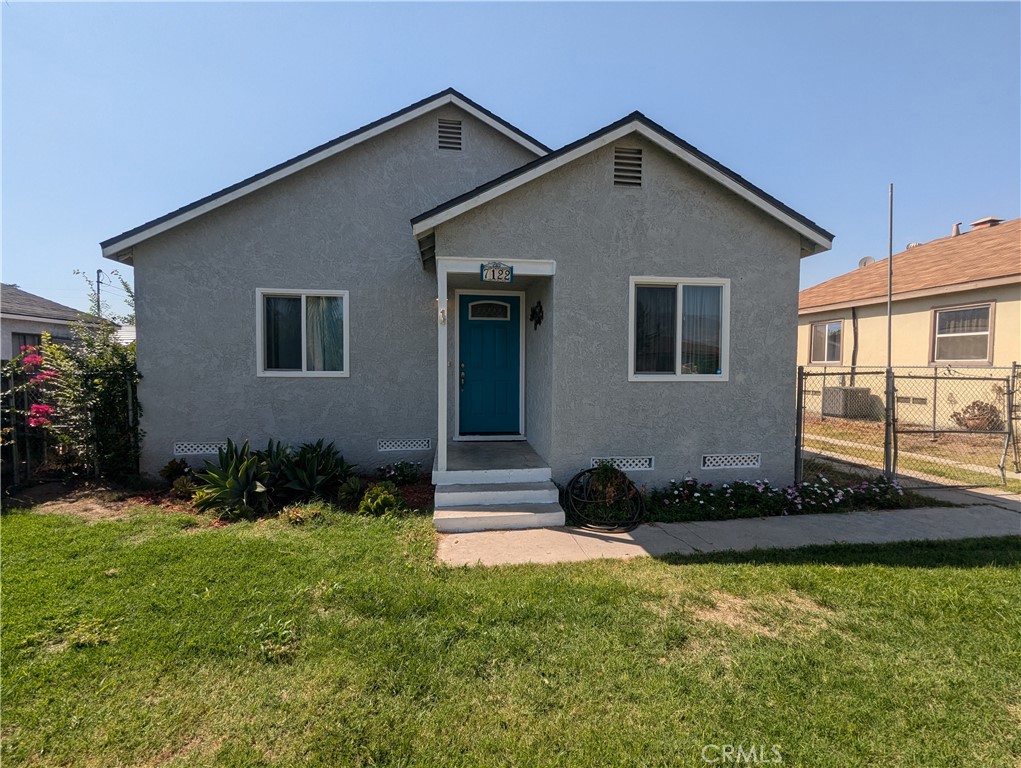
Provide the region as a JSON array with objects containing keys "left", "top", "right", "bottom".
[
  {"left": 257, "top": 289, "right": 349, "bottom": 376},
  {"left": 809, "top": 320, "right": 842, "bottom": 364},
  {"left": 629, "top": 277, "right": 730, "bottom": 381},
  {"left": 932, "top": 303, "right": 992, "bottom": 363}
]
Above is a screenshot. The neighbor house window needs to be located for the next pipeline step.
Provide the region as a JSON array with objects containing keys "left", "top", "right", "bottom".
[
  {"left": 257, "top": 289, "right": 349, "bottom": 376},
  {"left": 12, "top": 332, "right": 42, "bottom": 351},
  {"left": 628, "top": 277, "right": 730, "bottom": 381},
  {"left": 809, "top": 320, "right": 842, "bottom": 364},
  {"left": 932, "top": 303, "right": 992, "bottom": 363}
]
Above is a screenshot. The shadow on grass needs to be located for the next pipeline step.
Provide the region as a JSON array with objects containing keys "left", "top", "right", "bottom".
[{"left": 654, "top": 536, "right": 1021, "bottom": 570}]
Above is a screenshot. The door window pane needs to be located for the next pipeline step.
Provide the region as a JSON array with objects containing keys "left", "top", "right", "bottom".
[{"left": 635, "top": 286, "right": 676, "bottom": 374}]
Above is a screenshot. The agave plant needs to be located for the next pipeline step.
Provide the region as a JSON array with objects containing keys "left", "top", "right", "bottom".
[
  {"left": 255, "top": 439, "right": 293, "bottom": 500},
  {"left": 194, "top": 439, "right": 271, "bottom": 518},
  {"left": 283, "top": 439, "right": 356, "bottom": 502}
]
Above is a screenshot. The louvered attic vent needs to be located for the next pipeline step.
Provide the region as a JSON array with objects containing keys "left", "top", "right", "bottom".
[
  {"left": 438, "top": 118, "right": 462, "bottom": 150},
  {"left": 614, "top": 146, "right": 642, "bottom": 186}
]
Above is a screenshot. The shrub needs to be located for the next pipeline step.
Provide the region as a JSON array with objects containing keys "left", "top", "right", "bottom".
[
  {"left": 193, "top": 439, "right": 270, "bottom": 519},
  {"left": 358, "top": 481, "right": 406, "bottom": 517},
  {"left": 281, "top": 503, "right": 324, "bottom": 525},
  {"left": 171, "top": 475, "right": 197, "bottom": 500},
  {"left": 159, "top": 458, "right": 191, "bottom": 483},
  {"left": 337, "top": 476, "right": 364, "bottom": 508},
  {"left": 255, "top": 439, "right": 292, "bottom": 499},
  {"left": 646, "top": 474, "right": 905, "bottom": 521},
  {"left": 950, "top": 400, "right": 1005, "bottom": 432},
  {"left": 377, "top": 460, "right": 423, "bottom": 486},
  {"left": 283, "top": 439, "right": 356, "bottom": 502}
]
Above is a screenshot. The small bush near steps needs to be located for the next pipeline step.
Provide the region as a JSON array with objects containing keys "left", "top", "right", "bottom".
[{"left": 358, "top": 481, "right": 408, "bottom": 517}]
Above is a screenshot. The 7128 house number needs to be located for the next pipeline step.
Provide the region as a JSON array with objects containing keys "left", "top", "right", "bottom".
[{"left": 481, "top": 262, "right": 513, "bottom": 283}]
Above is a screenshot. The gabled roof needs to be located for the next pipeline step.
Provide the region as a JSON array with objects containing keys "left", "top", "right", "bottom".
[
  {"left": 1, "top": 283, "right": 100, "bottom": 324},
  {"left": 799, "top": 217, "right": 1021, "bottom": 313},
  {"left": 412, "top": 112, "right": 834, "bottom": 255},
  {"left": 101, "top": 88, "right": 549, "bottom": 262}
]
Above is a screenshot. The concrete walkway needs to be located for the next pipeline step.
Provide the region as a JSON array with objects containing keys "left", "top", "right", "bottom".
[{"left": 436, "top": 502, "right": 1020, "bottom": 567}]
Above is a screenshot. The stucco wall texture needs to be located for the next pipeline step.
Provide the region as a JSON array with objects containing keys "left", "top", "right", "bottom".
[
  {"left": 129, "top": 106, "right": 537, "bottom": 476},
  {"left": 436, "top": 135, "right": 805, "bottom": 486}
]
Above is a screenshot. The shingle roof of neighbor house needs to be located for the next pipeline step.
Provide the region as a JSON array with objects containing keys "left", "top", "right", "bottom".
[
  {"left": 0, "top": 283, "right": 98, "bottom": 323},
  {"left": 799, "top": 217, "right": 1021, "bottom": 313}
]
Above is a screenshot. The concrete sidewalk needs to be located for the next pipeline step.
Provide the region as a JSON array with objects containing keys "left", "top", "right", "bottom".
[{"left": 436, "top": 504, "right": 1021, "bottom": 567}]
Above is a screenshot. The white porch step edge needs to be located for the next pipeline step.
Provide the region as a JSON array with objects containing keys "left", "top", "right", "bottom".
[
  {"left": 432, "top": 466, "right": 551, "bottom": 486},
  {"left": 435, "top": 481, "right": 560, "bottom": 507},
  {"left": 434, "top": 502, "right": 566, "bottom": 533}
]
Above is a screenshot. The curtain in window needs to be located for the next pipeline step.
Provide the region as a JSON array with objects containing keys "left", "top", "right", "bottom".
[
  {"left": 934, "top": 306, "right": 990, "bottom": 361},
  {"left": 937, "top": 306, "right": 989, "bottom": 334},
  {"left": 306, "top": 295, "right": 345, "bottom": 371},
  {"left": 265, "top": 296, "right": 301, "bottom": 370},
  {"left": 635, "top": 286, "right": 676, "bottom": 373},
  {"left": 681, "top": 285, "right": 722, "bottom": 374}
]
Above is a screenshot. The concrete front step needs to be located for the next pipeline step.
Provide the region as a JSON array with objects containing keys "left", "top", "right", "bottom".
[
  {"left": 435, "top": 481, "right": 560, "bottom": 507},
  {"left": 432, "top": 466, "right": 552, "bottom": 486},
  {"left": 433, "top": 502, "right": 567, "bottom": 533}
]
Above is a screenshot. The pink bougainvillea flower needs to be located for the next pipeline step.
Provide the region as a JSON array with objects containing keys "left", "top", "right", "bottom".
[{"left": 21, "top": 353, "right": 44, "bottom": 372}]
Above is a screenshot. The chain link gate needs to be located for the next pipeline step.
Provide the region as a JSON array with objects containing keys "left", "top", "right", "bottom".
[{"left": 796, "top": 364, "right": 1019, "bottom": 490}]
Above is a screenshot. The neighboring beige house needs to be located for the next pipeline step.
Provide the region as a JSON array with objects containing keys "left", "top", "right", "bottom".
[
  {"left": 798, "top": 217, "right": 1020, "bottom": 371},
  {"left": 0, "top": 284, "right": 98, "bottom": 360}
]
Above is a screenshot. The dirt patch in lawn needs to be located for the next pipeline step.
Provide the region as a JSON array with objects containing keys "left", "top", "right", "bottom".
[
  {"left": 694, "top": 590, "right": 837, "bottom": 639},
  {"left": 2, "top": 480, "right": 194, "bottom": 522}
]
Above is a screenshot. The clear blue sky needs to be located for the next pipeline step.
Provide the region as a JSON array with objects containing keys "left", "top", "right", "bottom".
[{"left": 3, "top": 2, "right": 1019, "bottom": 319}]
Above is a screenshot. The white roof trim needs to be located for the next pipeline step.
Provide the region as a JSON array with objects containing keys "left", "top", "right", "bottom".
[
  {"left": 414, "top": 121, "right": 833, "bottom": 253},
  {"left": 102, "top": 94, "right": 548, "bottom": 259}
]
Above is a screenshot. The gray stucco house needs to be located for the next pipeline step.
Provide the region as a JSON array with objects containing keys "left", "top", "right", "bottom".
[{"left": 101, "top": 88, "right": 832, "bottom": 531}]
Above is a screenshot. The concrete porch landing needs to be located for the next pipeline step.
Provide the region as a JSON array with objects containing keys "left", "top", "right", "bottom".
[{"left": 432, "top": 441, "right": 566, "bottom": 533}]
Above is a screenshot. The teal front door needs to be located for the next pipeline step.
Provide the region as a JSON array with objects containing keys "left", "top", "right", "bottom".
[{"left": 459, "top": 294, "right": 521, "bottom": 435}]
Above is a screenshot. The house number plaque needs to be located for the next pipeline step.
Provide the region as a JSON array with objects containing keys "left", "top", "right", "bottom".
[{"left": 480, "top": 261, "right": 513, "bottom": 283}]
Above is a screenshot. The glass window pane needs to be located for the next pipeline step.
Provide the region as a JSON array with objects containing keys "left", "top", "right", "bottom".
[
  {"left": 810, "top": 324, "right": 827, "bottom": 363},
  {"left": 306, "top": 295, "right": 345, "bottom": 371},
  {"left": 937, "top": 306, "right": 989, "bottom": 335},
  {"left": 826, "top": 322, "right": 842, "bottom": 363},
  {"left": 681, "top": 285, "right": 722, "bottom": 374},
  {"left": 264, "top": 296, "right": 301, "bottom": 370},
  {"left": 635, "top": 286, "right": 676, "bottom": 374},
  {"left": 935, "top": 334, "right": 988, "bottom": 361}
]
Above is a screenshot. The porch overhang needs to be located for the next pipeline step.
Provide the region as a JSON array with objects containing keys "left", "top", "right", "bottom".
[{"left": 434, "top": 257, "right": 556, "bottom": 472}]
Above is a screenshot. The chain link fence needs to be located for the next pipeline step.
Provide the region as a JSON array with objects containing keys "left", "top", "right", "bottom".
[{"left": 797, "top": 364, "right": 1019, "bottom": 490}]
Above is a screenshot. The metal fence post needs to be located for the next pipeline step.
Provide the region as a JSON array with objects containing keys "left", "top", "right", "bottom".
[
  {"left": 795, "top": 366, "right": 805, "bottom": 484},
  {"left": 883, "top": 367, "right": 895, "bottom": 479}
]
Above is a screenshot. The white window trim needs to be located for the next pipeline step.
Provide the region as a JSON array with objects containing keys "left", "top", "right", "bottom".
[
  {"left": 809, "top": 319, "right": 843, "bottom": 365},
  {"left": 256, "top": 288, "right": 350, "bottom": 378},
  {"left": 931, "top": 302, "right": 993, "bottom": 364},
  {"left": 627, "top": 276, "right": 730, "bottom": 382}
]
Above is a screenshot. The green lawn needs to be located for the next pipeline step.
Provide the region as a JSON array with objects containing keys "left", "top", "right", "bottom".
[{"left": 2, "top": 503, "right": 1019, "bottom": 767}]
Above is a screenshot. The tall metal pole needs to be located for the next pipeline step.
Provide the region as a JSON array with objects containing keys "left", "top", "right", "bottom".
[
  {"left": 886, "top": 183, "right": 894, "bottom": 368},
  {"left": 96, "top": 269, "right": 103, "bottom": 320},
  {"left": 884, "top": 184, "right": 895, "bottom": 478}
]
